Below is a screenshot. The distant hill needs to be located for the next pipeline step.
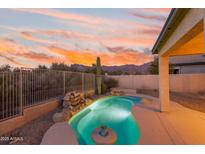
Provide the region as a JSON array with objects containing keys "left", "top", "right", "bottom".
[
  {"left": 137, "top": 62, "right": 152, "bottom": 74},
  {"left": 70, "top": 64, "right": 90, "bottom": 71},
  {"left": 71, "top": 62, "right": 152, "bottom": 74},
  {"left": 102, "top": 63, "right": 151, "bottom": 74}
]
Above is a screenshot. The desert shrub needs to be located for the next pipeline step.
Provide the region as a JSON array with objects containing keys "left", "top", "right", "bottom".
[
  {"left": 104, "top": 78, "right": 118, "bottom": 91},
  {"left": 198, "top": 91, "right": 205, "bottom": 97},
  {"left": 101, "top": 83, "right": 107, "bottom": 94}
]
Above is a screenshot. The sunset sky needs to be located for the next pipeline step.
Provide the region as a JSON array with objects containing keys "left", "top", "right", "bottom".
[{"left": 0, "top": 8, "right": 171, "bottom": 67}]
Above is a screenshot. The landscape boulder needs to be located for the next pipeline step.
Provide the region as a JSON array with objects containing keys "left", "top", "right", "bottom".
[
  {"left": 52, "top": 109, "right": 72, "bottom": 123},
  {"left": 53, "top": 91, "right": 92, "bottom": 123}
]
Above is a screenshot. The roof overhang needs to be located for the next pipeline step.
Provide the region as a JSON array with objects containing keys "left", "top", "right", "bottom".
[
  {"left": 172, "top": 61, "right": 205, "bottom": 66},
  {"left": 152, "top": 8, "right": 190, "bottom": 54}
]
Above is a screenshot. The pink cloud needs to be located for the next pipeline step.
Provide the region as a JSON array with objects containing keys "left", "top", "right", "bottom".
[
  {"left": 12, "top": 9, "right": 114, "bottom": 26},
  {"left": 38, "top": 29, "right": 96, "bottom": 41},
  {"left": 0, "top": 9, "right": 168, "bottom": 67},
  {"left": 103, "top": 37, "right": 155, "bottom": 47},
  {"left": 130, "top": 9, "right": 170, "bottom": 22},
  {"left": 20, "top": 31, "right": 55, "bottom": 44},
  {"left": 0, "top": 38, "right": 59, "bottom": 66},
  {"left": 12, "top": 8, "right": 163, "bottom": 31},
  {"left": 142, "top": 8, "right": 171, "bottom": 14},
  {"left": 23, "top": 27, "right": 157, "bottom": 48}
]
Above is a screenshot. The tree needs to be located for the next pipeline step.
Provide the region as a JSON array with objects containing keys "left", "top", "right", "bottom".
[
  {"left": 50, "top": 63, "right": 70, "bottom": 71},
  {"left": 0, "top": 64, "right": 11, "bottom": 72},
  {"left": 135, "top": 71, "right": 141, "bottom": 75},
  {"left": 85, "top": 64, "right": 96, "bottom": 74},
  {"left": 108, "top": 70, "right": 123, "bottom": 75},
  {"left": 149, "top": 57, "right": 174, "bottom": 74},
  {"left": 149, "top": 58, "right": 159, "bottom": 74},
  {"left": 37, "top": 65, "right": 48, "bottom": 70},
  {"left": 104, "top": 77, "right": 118, "bottom": 90},
  {"left": 70, "top": 65, "right": 79, "bottom": 72}
]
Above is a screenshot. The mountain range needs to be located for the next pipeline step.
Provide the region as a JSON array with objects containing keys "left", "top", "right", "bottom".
[{"left": 71, "top": 62, "right": 152, "bottom": 75}]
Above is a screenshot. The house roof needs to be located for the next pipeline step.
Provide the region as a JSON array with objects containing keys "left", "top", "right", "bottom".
[{"left": 152, "top": 8, "right": 190, "bottom": 54}]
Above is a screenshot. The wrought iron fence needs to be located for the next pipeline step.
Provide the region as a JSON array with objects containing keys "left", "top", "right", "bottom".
[{"left": 0, "top": 68, "right": 95, "bottom": 121}]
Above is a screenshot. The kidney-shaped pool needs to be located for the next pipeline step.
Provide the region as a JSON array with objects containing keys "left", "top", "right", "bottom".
[{"left": 68, "top": 96, "right": 141, "bottom": 145}]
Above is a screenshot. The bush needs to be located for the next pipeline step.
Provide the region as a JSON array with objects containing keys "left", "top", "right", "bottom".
[
  {"left": 104, "top": 78, "right": 118, "bottom": 91},
  {"left": 101, "top": 83, "right": 107, "bottom": 94}
]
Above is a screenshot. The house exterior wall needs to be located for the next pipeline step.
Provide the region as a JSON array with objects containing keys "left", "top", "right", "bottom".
[
  {"left": 110, "top": 74, "right": 205, "bottom": 93},
  {"left": 173, "top": 65, "right": 205, "bottom": 74}
]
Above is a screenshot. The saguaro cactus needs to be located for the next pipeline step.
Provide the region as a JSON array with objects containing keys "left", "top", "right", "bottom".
[{"left": 96, "top": 57, "right": 102, "bottom": 95}]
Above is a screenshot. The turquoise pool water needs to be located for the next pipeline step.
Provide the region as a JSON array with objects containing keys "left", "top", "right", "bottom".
[{"left": 68, "top": 96, "right": 141, "bottom": 145}]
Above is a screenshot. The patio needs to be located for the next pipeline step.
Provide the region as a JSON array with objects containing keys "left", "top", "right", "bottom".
[
  {"left": 40, "top": 91, "right": 205, "bottom": 145},
  {"left": 132, "top": 94, "right": 205, "bottom": 144}
]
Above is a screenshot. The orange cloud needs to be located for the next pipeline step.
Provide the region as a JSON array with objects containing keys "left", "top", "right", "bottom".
[
  {"left": 47, "top": 45, "right": 153, "bottom": 66},
  {"left": 0, "top": 38, "right": 58, "bottom": 66},
  {"left": 102, "top": 46, "right": 153, "bottom": 65},
  {"left": 48, "top": 46, "right": 97, "bottom": 65},
  {"left": 102, "top": 51, "right": 152, "bottom": 66},
  {"left": 0, "top": 38, "right": 27, "bottom": 55},
  {"left": 0, "top": 37, "right": 153, "bottom": 67},
  {"left": 142, "top": 8, "right": 171, "bottom": 13}
]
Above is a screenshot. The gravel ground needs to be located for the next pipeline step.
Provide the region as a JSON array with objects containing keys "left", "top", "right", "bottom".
[
  {"left": 0, "top": 107, "right": 61, "bottom": 145},
  {"left": 137, "top": 89, "right": 205, "bottom": 113}
]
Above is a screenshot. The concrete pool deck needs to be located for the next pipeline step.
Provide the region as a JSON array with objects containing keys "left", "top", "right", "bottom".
[
  {"left": 41, "top": 122, "right": 78, "bottom": 145},
  {"left": 132, "top": 94, "right": 205, "bottom": 144},
  {"left": 41, "top": 94, "right": 205, "bottom": 145}
]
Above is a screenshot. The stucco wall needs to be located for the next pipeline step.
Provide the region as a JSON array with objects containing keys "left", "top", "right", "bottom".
[{"left": 110, "top": 74, "right": 205, "bottom": 93}]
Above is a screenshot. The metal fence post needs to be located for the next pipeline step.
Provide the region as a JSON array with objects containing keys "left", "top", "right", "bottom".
[
  {"left": 93, "top": 74, "right": 96, "bottom": 92},
  {"left": 132, "top": 75, "right": 134, "bottom": 89},
  {"left": 19, "top": 69, "right": 23, "bottom": 115},
  {"left": 82, "top": 73, "right": 85, "bottom": 96},
  {"left": 0, "top": 68, "right": 99, "bottom": 121},
  {"left": 63, "top": 71, "right": 65, "bottom": 95},
  {"left": 2, "top": 73, "right": 4, "bottom": 119}
]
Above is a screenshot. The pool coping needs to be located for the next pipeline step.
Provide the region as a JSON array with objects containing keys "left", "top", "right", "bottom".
[{"left": 40, "top": 94, "right": 150, "bottom": 145}]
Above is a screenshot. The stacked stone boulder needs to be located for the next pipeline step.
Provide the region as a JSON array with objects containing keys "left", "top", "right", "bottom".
[
  {"left": 110, "top": 89, "right": 124, "bottom": 96},
  {"left": 52, "top": 91, "right": 87, "bottom": 123},
  {"left": 66, "top": 91, "right": 87, "bottom": 113}
]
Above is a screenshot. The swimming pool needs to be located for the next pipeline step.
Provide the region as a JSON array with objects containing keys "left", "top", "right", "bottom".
[{"left": 68, "top": 96, "right": 141, "bottom": 145}]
